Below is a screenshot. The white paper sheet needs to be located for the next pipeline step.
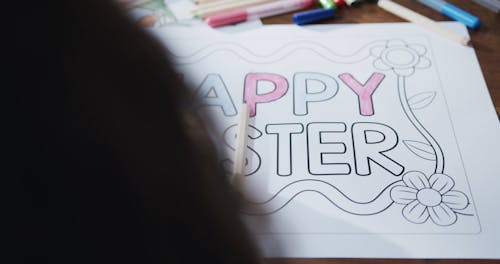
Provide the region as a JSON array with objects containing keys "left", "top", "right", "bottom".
[{"left": 153, "top": 22, "right": 500, "bottom": 259}]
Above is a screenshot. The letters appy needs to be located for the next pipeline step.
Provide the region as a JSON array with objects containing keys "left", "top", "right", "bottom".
[{"left": 194, "top": 71, "right": 404, "bottom": 177}]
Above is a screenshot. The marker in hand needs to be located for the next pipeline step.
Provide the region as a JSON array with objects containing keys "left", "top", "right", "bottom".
[
  {"left": 206, "top": 0, "right": 314, "bottom": 28},
  {"left": 232, "top": 103, "right": 249, "bottom": 190}
]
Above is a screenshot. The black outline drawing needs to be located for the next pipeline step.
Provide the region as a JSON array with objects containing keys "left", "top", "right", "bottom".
[
  {"left": 170, "top": 40, "right": 387, "bottom": 65},
  {"left": 265, "top": 123, "right": 304, "bottom": 177},
  {"left": 194, "top": 73, "right": 237, "bottom": 117},
  {"left": 408, "top": 91, "right": 437, "bottom": 110},
  {"left": 174, "top": 38, "right": 475, "bottom": 227},
  {"left": 243, "top": 72, "right": 289, "bottom": 117},
  {"left": 292, "top": 72, "right": 339, "bottom": 116},
  {"left": 390, "top": 171, "right": 470, "bottom": 226},
  {"left": 397, "top": 77, "right": 445, "bottom": 174},
  {"left": 371, "top": 39, "right": 473, "bottom": 226},
  {"left": 222, "top": 124, "right": 263, "bottom": 176},
  {"left": 338, "top": 72, "right": 386, "bottom": 117},
  {"left": 403, "top": 140, "right": 436, "bottom": 161},
  {"left": 242, "top": 179, "right": 403, "bottom": 215},
  {"left": 352, "top": 122, "right": 405, "bottom": 177},
  {"left": 306, "top": 122, "right": 351, "bottom": 176}
]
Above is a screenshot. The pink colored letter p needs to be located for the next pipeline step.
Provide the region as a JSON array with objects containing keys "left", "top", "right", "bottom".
[{"left": 244, "top": 73, "right": 288, "bottom": 117}]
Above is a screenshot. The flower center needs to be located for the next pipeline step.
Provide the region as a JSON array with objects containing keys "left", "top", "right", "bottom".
[
  {"left": 417, "top": 188, "right": 442, "bottom": 207},
  {"left": 383, "top": 47, "right": 417, "bottom": 67}
]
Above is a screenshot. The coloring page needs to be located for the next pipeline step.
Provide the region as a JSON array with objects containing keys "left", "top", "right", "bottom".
[{"left": 154, "top": 23, "right": 500, "bottom": 258}]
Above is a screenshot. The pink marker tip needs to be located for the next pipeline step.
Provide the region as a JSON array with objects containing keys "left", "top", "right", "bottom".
[{"left": 206, "top": 10, "right": 248, "bottom": 28}]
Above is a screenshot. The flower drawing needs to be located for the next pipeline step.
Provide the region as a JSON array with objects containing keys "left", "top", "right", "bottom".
[
  {"left": 371, "top": 39, "right": 431, "bottom": 76},
  {"left": 390, "top": 171, "right": 469, "bottom": 226}
]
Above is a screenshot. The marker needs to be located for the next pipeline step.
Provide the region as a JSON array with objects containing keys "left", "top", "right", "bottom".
[
  {"left": 206, "top": 0, "right": 313, "bottom": 27},
  {"left": 378, "top": 0, "right": 470, "bottom": 46},
  {"left": 417, "top": 0, "right": 480, "bottom": 29},
  {"left": 196, "top": 0, "right": 222, "bottom": 3},
  {"left": 195, "top": 0, "right": 244, "bottom": 10},
  {"left": 293, "top": 7, "right": 335, "bottom": 25},
  {"left": 232, "top": 103, "right": 249, "bottom": 190},
  {"left": 319, "top": 0, "right": 345, "bottom": 8},
  {"left": 333, "top": 0, "right": 346, "bottom": 7},
  {"left": 318, "top": 0, "right": 336, "bottom": 9},
  {"left": 472, "top": 0, "right": 500, "bottom": 13},
  {"left": 344, "top": 0, "right": 362, "bottom": 6},
  {"left": 192, "top": 0, "right": 275, "bottom": 18}
]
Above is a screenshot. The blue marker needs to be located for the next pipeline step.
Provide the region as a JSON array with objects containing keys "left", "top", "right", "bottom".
[
  {"left": 417, "top": 0, "right": 480, "bottom": 29},
  {"left": 293, "top": 8, "right": 335, "bottom": 25}
]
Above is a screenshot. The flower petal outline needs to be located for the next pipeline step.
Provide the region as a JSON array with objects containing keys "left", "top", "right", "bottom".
[
  {"left": 387, "top": 39, "right": 407, "bottom": 47},
  {"left": 429, "top": 173, "right": 455, "bottom": 194},
  {"left": 416, "top": 57, "right": 431, "bottom": 69},
  {"left": 403, "top": 171, "right": 430, "bottom": 190},
  {"left": 428, "top": 203, "right": 457, "bottom": 226},
  {"left": 391, "top": 185, "right": 418, "bottom": 204},
  {"left": 402, "top": 200, "right": 429, "bottom": 224},
  {"left": 408, "top": 44, "right": 427, "bottom": 56},
  {"left": 442, "top": 190, "right": 469, "bottom": 210}
]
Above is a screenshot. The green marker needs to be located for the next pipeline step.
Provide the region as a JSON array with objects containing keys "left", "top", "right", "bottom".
[{"left": 318, "top": 0, "right": 336, "bottom": 9}]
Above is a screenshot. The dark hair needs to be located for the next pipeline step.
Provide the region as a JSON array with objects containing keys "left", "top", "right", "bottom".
[{"left": 16, "top": 1, "right": 261, "bottom": 263}]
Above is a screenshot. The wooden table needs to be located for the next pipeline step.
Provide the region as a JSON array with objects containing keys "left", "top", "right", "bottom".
[
  {"left": 261, "top": 1, "right": 500, "bottom": 263},
  {"left": 263, "top": 0, "right": 500, "bottom": 118}
]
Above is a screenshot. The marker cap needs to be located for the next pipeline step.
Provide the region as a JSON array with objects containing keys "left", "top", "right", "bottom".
[
  {"left": 333, "top": 0, "right": 346, "bottom": 6},
  {"left": 441, "top": 2, "right": 480, "bottom": 29},
  {"left": 318, "top": 0, "right": 336, "bottom": 9},
  {"left": 344, "top": 0, "right": 357, "bottom": 6},
  {"left": 293, "top": 8, "right": 335, "bottom": 25}
]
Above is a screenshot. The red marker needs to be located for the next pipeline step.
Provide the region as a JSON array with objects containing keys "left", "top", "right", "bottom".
[{"left": 333, "top": 0, "right": 346, "bottom": 7}]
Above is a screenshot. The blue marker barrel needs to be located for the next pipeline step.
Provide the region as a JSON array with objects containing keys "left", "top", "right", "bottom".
[
  {"left": 418, "top": 0, "right": 480, "bottom": 29},
  {"left": 293, "top": 8, "right": 335, "bottom": 25}
]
